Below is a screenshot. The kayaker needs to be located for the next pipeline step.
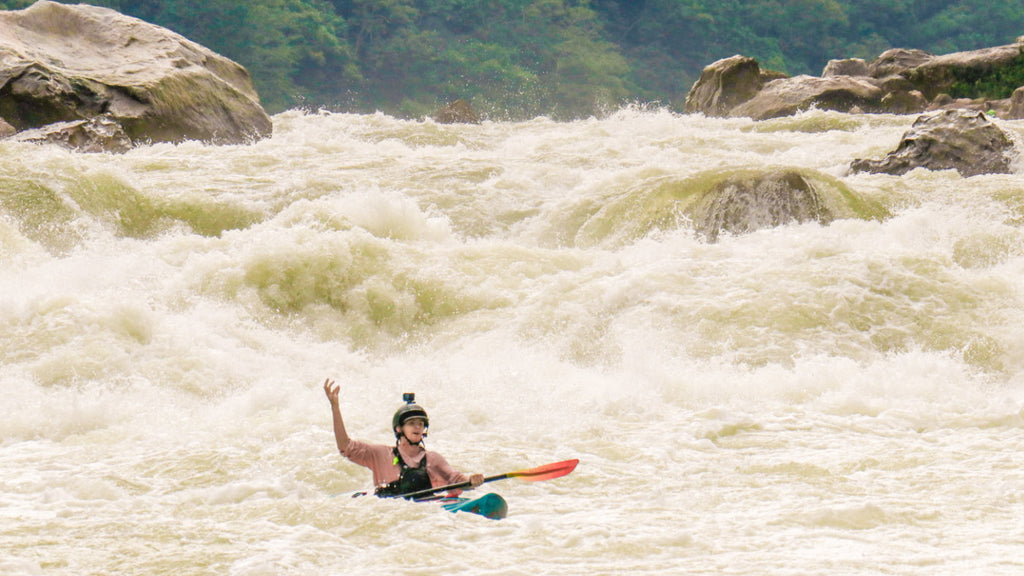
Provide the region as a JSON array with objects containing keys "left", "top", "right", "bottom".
[{"left": 323, "top": 378, "right": 484, "bottom": 498}]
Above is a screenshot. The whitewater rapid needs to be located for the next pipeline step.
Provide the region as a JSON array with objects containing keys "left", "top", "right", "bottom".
[{"left": 2, "top": 108, "right": 1024, "bottom": 575}]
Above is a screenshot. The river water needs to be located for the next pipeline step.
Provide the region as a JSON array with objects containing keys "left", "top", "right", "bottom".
[{"left": 2, "top": 107, "right": 1024, "bottom": 575}]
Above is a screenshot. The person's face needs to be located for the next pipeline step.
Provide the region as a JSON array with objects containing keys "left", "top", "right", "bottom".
[{"left": 398, "top": 417, "right": 427, "bottom": 442}]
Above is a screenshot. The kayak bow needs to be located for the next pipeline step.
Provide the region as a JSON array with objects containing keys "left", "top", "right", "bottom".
[{"left": 440, "top": 493, "right": 508, "bottom": 520}]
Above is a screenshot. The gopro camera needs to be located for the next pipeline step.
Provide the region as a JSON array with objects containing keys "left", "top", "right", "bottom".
[{"left": 403, "top": 392, "right": 415, "bottom": 403}]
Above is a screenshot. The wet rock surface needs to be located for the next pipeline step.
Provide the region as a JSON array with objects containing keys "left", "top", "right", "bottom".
[
  {"left": 850, "top": 109, "right": 1017, "bottom": 177},
  {"left": 0, "top": 1, "right": 272, "bottom": 149},
  {"left": 694, "top": 170, "right": 833, "bottom": 242}
]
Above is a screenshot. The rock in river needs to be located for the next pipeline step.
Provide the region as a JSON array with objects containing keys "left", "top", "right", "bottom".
[
  {"left": 850, "top": 109, "right": 1017, "bottom": 177},
  {"left": 0, "top": 1, "right": 272, "bottom": 146}
]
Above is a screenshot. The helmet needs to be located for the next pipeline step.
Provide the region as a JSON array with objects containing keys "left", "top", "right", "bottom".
[{"left": 392, "top": 393, "right": 429, "bottom": 437}]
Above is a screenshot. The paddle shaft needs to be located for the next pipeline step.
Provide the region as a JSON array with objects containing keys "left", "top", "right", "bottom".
[{"left": 397, "top": 473, "right": 510, "bottom": 500}]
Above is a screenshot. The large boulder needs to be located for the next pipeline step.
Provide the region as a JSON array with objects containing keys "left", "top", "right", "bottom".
[
  {"left": 867, "top": 48, "right": 934, "bottom": 78},
  {"left": 905, "top": 43, "right": 1024, "bottom": 100},
  {"left": 879, "top": 89, "right": 928, "bottom": 115},
  {"left": 728, "top": 75, "right": 886, "bottom": 120},
  {"left": 862, "top": 44, "right": 1024, "bottom": 113},
  {"left": 822, "top": 58, "right": 869, "bottom": 78},
  {"left": 0, "top": 1, "right": 271, "bottom": 145},
  {"left": 684, "top": 55, "right": 769, "bottom": 116},
  {"left": 1009, "top": 86, "right": 1024, "bottom": 120},
  {"left": 686, "top": 40, "right": 1024, "bottom": 119},
  {"left": 850, "top": 109, "right": 1016, "bottom": 177}
]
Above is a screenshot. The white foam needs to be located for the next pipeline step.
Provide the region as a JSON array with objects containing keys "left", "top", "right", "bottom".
[{"left": 3, "top": 108, "right": 1024, "bottom": 574}]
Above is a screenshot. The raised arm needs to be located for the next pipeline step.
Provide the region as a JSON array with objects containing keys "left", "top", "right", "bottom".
[{"left": 323, "top": 378, "right": 351, "bottom": 453}]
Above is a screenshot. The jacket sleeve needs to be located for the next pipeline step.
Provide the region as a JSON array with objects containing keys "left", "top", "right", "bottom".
[
  {"left": 426, "top": 452, "right": 468, "bottom": 487},
  {"left": 343, "top": 440, "right": 399, "bottom": 487}
]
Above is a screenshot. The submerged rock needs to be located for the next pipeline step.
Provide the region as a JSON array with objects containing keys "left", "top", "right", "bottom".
[
  {"left": 432, "top": 99, "right": 481, "bottom": 124},
  {"left": 850, "top": 109, "right": 1017, "bottom": 177},
  {"left": 574, "top": 167, "right": 883, "bottom": 247},
  {"left": 692, "top": 170, "right": 833, "bottom": 241},
  {"left": 0, "top": 1, "right": 271, "bottom": 145}
]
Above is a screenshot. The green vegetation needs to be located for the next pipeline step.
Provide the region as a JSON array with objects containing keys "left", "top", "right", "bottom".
[
  {"left": 2, "top": 0, "right": 1023, "bottom": 118},
  {"left": 949, "top": 49, "right": 1024, "bottom": 100}
]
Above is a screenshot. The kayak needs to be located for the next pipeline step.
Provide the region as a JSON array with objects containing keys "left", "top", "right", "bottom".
[
  {"left": 344, "top": 458, "right": 577, "bottom": 520},
  {"left": 348, "top": 490, "right": 508, "bottom": 520},
  {"left": 437, "top": 493, "right": 508, "bottom": 520}
]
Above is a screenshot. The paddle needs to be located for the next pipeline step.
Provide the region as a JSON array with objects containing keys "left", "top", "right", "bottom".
[{"left": 394, "top": 458, "right": 580, "bottom": 500}]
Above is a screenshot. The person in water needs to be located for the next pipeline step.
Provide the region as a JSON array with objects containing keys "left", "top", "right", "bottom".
[{"left": 323, "top": 378, "right": 484, "bottom": 498}]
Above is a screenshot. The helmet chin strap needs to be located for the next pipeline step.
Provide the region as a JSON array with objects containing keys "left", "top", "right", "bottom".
[{"left": 396, "top": 430, "right": 427, "bottom": 448}]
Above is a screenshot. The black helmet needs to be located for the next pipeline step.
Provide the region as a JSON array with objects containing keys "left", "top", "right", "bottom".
[{"left": 392, "top": 393, "right": 429, "bottom": 437}]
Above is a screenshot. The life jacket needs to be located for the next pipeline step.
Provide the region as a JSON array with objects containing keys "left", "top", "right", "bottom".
[{"left": 374, "top": 447, "right": 432, "bottom": 499}]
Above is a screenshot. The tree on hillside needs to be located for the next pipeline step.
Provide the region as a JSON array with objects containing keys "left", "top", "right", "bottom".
[{"left": 324, "top": 0, "right": 631, "bottom": 119}]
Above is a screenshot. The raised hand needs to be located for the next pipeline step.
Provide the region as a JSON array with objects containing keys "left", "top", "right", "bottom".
[{"left": 323, "top": 378, "right": 339, "bottom": 406}]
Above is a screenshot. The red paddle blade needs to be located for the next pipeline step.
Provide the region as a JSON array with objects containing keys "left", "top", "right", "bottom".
[{"left": 506, "top": 458, "right": 579, "bottom": 482}]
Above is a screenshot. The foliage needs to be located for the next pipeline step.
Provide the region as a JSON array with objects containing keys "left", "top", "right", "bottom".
[
  {"left": 949, "top": 50, "right": 1024, "bottom": 100},
  {"left": 2, "top": 0, "right": 1023, "bottom": 118},
  {"left": 326, "top": 0, "right": 630, "bottom": 119}
]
